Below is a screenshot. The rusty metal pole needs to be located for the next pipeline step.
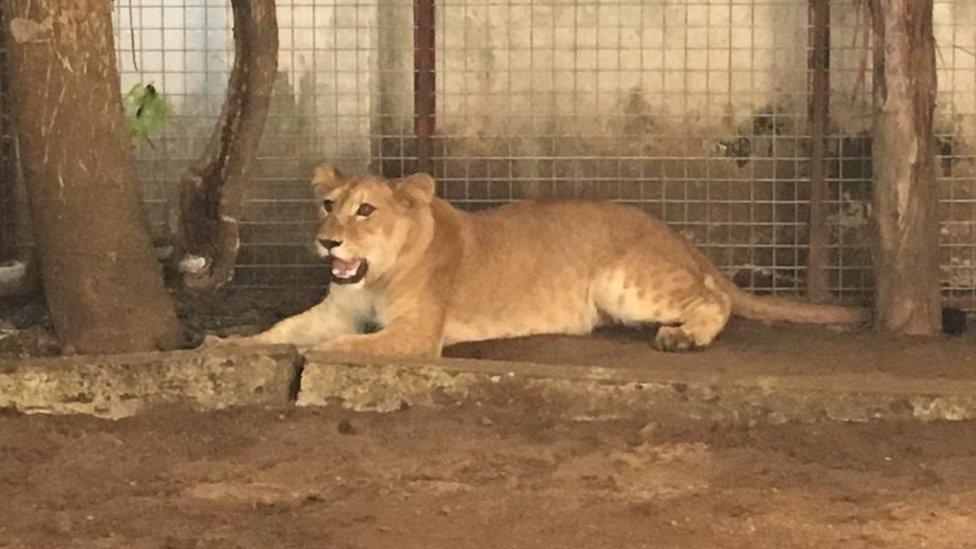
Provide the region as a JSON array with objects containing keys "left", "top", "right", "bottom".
[
  {"left": 806, "top": 0, "right": 831, "bottom": 301},
  {"left": 0, "top": 18, "right": 15, "bottom": 261},
  {"left": 413, "top": 0, "right": 436, "bottom": 175}
]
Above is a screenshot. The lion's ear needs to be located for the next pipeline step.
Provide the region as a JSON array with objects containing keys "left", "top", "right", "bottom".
[
  {"left": 394, "top": 173, "right": 435, "bottom": 207},
  {"left": 310, "top": 164, "right": 344, "bottom": 197}
]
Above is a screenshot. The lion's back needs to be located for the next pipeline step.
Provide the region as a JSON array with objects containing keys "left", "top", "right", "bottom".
[{"left": 439, "top": 200, "right": 695, "bottom": 344}]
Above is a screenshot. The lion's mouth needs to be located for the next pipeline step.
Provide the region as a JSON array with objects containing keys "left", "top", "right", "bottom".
[{"left": 330, "top": 256, "right": 368, "bottom": 284}]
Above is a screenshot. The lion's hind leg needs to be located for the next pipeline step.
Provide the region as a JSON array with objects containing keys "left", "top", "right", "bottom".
[
  {"left": 650, "top": 274, "right": 731, "bottom": 351},
  {"left": 594, "top": 263, "right": 731, "bottom": 352}
]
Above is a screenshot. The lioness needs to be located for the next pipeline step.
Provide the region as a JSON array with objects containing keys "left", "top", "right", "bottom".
[{"left": 211, "top": 165, "right": 869, "bottom": 357}]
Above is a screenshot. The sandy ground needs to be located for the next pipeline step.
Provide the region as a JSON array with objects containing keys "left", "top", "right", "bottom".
[{"left": 2, "top": 402, "right": 976, "bottom": 548}]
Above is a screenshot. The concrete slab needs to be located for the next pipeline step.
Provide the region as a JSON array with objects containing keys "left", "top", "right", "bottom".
[
  {"left": 445, "top": 320, "right": 976, "bottom": 381},
  {"left": 2, "top": 321, "right": 973, "bottom": 424},
  {"left": 0, "top": 346, "right": 300, "bottom": 419},
  {"left": 299, "top": 354, "right": 976, "bottom": 422}
]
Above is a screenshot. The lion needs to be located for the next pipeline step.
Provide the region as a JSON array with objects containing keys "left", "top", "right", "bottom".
[{"left": 209, "top": 165, "right": 870, "bottom": 357}]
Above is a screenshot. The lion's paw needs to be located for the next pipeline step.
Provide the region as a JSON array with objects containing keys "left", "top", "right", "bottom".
[
  {"left": 200, "top": 334, "right": 243, "bottom": 348},
  {"left": 652, "top": 326, "right": 696, "bottom": 353}
]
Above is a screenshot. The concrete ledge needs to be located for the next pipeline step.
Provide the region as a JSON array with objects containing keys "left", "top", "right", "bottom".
[
  {"left": 3, "top": 342, "right": 973, "bottom": 423},
  {"left": 300, "top": 352, "right": 976, "bottom": 423},
  {"left": 0, "top": 346, "right": 300, "bottom": 419}
]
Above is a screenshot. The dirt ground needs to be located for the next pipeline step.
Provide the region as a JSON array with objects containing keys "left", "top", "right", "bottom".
[
  {"left": 446, "top": 319, "right": 976, "bottom": 381},
  {"left": 3, "top": 291, "right": 976, "bottom": 547},
  {"left": 2, "top": 402, "right": 976, "bottom": 548}
]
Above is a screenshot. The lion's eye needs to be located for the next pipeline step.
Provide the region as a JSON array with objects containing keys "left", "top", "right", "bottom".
[
  {"left": 356, "top": 203, "right": 376, "bottom": 217},
  {"left": 322, "top": 199, "right": 334, "bottom": 213}
]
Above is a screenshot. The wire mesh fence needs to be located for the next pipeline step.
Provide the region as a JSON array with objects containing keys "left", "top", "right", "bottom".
[
  {"left": 1, "top": 0, "right": 975, "bottom": 310},
  {"left": 936, "top": 0, "right": 976, "bottom": 310},
  {"left": 430, "top": 0, "right": 873, "bottom": 302}
]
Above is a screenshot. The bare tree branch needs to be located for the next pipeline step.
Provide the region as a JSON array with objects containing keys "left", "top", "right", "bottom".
[{"left": 173, "top": 0, "right": 278, "bottom": 290}]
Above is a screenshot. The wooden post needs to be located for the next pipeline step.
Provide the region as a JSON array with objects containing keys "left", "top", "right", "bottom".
[
  {"left": 414, "top": 0, "right": 436, "bottom": 175},
  {"left": 806, "top": 0, "right": 830, "bottom": 301},
  {"left": 869, "top": 0, "right": 941, "bottom": 335}
]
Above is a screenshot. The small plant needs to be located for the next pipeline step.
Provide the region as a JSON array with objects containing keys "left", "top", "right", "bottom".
[{"left": 123, "top": 83, "right": 169, "bottom": 147}]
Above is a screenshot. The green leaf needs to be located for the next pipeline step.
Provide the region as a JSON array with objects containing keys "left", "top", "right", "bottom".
[{"left": 123, "top": 83, "right": 169, "bottom": 139}]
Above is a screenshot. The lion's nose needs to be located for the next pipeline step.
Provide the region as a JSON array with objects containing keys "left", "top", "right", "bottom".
[{"left": 318, "top": 238, "right": 341, "bottom": 251}]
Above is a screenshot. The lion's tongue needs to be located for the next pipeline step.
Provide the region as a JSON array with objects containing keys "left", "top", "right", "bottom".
[{"left": 332, "top": 257, "right": 361, "bottom": 273}]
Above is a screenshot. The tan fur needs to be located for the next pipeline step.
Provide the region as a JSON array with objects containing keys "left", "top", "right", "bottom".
[{"left": 212, "top": 166, "right": 871, "bottom": 358}]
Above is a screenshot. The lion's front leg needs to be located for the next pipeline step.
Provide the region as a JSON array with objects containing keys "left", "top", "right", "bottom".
[
  {"left": 204, "top": 289, "right": 370, "bottom": 348},
  {"left": 310, "top": 320, "right": 442, "bottom": 359}
]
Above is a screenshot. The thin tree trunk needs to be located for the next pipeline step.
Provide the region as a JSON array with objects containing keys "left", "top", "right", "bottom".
[
  {"left": 173, "top": 0, "right": 277, "bottom": 290},
  {"left": 2, "top": 0, "right": 185, "bottom": 353},
  {"left": 869, "top": 0, "right": 941, "bottom": 335}
]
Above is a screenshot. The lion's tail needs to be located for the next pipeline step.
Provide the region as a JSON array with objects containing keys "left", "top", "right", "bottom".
[{"left": 709, "top": 270, "right": 871, "bottom": 325}]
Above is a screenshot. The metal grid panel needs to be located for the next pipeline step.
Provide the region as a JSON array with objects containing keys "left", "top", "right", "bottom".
[
  {"left": 824, "top": 0, "right": 874, "bottom": 303},
  {"left": 0, "top": 0, "right": 970, "bottom": 308},
  {"left": 936, "top": 0, "right": 976, "bottom": 310},
  {"left": 432, "top": 0, "right": 852, "bottom": 298},
  {"left": 113, "top": 0, "right": 418, "bottom": 290}
]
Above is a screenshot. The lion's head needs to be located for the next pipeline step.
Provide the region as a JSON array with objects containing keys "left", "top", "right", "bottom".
[{"left": 309, "top": 165, "right": 436, "bottom": 285}]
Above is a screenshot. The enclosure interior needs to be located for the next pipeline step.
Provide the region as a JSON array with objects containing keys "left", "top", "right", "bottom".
[{"left": 1, "top": 0, "right": 975, "bottom": 324}]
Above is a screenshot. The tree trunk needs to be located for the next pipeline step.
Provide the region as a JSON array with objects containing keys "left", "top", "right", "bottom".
[
  {"left": 173, "top": 0, "right": 277, "bottom": 290},
  {"left": 1, "top": 0, "right": 185, "bottom": 353},
  {"left": 869, "top": 0, "right": 941, "bottom": 335}
]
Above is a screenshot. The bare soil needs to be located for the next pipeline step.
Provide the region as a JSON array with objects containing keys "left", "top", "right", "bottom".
[
  {"left": 2, "top": 402, "right": 975, "bottom": 548},
  {"left": 3, "top": 290, "right": 975, "bottom": 547},
  {"left": 446, "top": 319, "right": 976, "bottom": 380}
]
